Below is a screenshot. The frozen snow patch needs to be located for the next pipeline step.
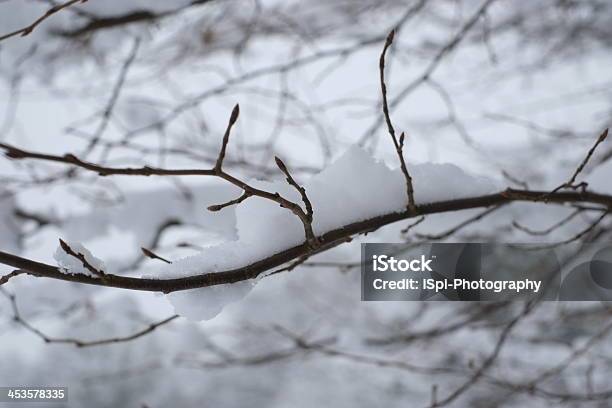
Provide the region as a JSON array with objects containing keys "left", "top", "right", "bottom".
[
  {"left": 54, "top": 241, "right": 106, "bottom": 277},
  {"left": 167, "top": 281, "right": 255, "bottom": 321}
]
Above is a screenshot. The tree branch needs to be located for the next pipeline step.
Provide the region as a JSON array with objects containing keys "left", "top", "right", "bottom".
[
  {"left": 2, "top": 288, "right": 178, "bottom": 347},
  {"left": 1, "top": 105, "right": 318, "bottom": 245},
  {"left": 275, "top": 156, "right": 314, "bottom": 223},
  {"left": 379, "top": 29, "right": 417, "bottom": 213},
  {"left": 0, "top": 0, "right": 88, "bottom": 43},
  {"left": 0, "top": 188, "right": 610, "bottom": 293}
]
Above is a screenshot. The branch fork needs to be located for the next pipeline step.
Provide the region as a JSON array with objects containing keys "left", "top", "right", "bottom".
[{"left": 207, "top": 104, "right": 320, "bottom": 249}]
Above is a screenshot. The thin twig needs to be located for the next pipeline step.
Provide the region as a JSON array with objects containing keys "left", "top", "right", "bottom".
[
  {"left": 121, "top": 218, "right": 182, "bottom": 273},
  {"left": 416, "top": 205, "right": 504, "bottom": 240},
  {"left": 82, "top": 37, "right": 142, "bottom": 157},
  {"left": 2, "top": 288, "right": 178, "bottom": 347},
  {"left": 550, "top": 128, "right": 609, "bottom": 195},
  {"left": 141, "top": 248, "right": 172, "bottom": 264},
  {"left": 431, "top": 302, "right": 535, "bottom": 408},
  {"left": 0, "top": 270, "right": 25, "bottom": 286},
  {"left": 0, "top": 0, "right": 87, "bottom": 42},
  {"left": 0, "top": 142, "right": 218, "bottom": 176},
  {"left": 214, "top": 104, "right": 241, "bottom": 172},
  {"left": 207, "top": 192, "right": 251, "bottom": 212},
  {"left": 501, "top": 170, "right": 529, "bottom": 190},
  {"left": 522, "top": 210, "right": 609, "bottom": 250},
  {"left": 275, "top": 156, "right": 314, "bottom": 223},
  {"left": 401, "top": 216, "right": 425, "bottom": 234},
  {"left": 361, "top": 0, "right": 496, "bottom": 145},
  {"left": 379, "top": 29, "right": 417, "bottom": 213},
  {"left": 512, "top": 208, "right": 583, "bottom": 236}
]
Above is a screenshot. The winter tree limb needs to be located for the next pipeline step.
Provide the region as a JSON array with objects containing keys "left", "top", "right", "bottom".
[
  {"left": 0, "top": 0, "right": 88, "bottom": 43},
  {"left": 0, "top": 188, "right": 611, "bottom": 293}
]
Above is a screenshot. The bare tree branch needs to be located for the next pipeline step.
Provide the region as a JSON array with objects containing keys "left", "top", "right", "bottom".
[
  {"left": 415, "top": 205, "right": 504, "bottom": 240},
  {"left": 550, "top": 128, "right": 609, "bottom": 195},
  {"left": 430, "top": 302, "right": 535, "bottom": 408},
  {"left": 360, "top": 0, "right": 497, "bottom": 144},
  {"left": 2, "top": 288, "right": 178, "bottom": 347},
  {"left": 275, "top": 156, "right": 314, "bottom": 223},
  {"left": 0, "top": 0, "right": 87, "bottom": 43},
  {"left": 81, "top": 37, "right": 141, "bottom": 157},
  {"left": 520, "top": 210, "right": 609, "bottom": 250},
  {"left": 379, "top": 29, "right": 416, "bottom": 213},
  {"left": 54, "top": 0, "right": 214, "bottom": 37},
  {"left": 1, "top": 105, "right": 318, "bottom": 246},
  {"left": 512, "top": 208, "right": 583, "bottom": 236}
]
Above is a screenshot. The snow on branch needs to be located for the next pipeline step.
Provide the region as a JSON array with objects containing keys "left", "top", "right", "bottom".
[
  {"left": 0, "top": 128, "right": 611, "bottom": 319},
  {"left": 54, "top": 240, "right": 106, "bottom": 278},
  {"left": 0, "top": 31, "right": 610, "bottom": 320}
]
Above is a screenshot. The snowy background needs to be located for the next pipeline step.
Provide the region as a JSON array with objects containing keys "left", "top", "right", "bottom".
[{"left": 1, "top": 0, "right": 612, "bottom": 406}]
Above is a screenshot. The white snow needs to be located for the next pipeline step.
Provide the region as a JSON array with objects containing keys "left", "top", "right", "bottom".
[
  {"left": 53, "top": 241, "right": 106, "bottom": 277},
  {"left": 585, "top": 159, "right": 612, "bottom": 195},
  {"left": 167, "top": 281, "right": 254, "bottom": 321},
  {"left": 153, "top": 146, "right": 498, "bottom": 321}
]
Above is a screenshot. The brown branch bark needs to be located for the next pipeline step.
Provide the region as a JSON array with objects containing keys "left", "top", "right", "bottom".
[{"left": 0, "top": 188, "right": 610, "bottom": 293}]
